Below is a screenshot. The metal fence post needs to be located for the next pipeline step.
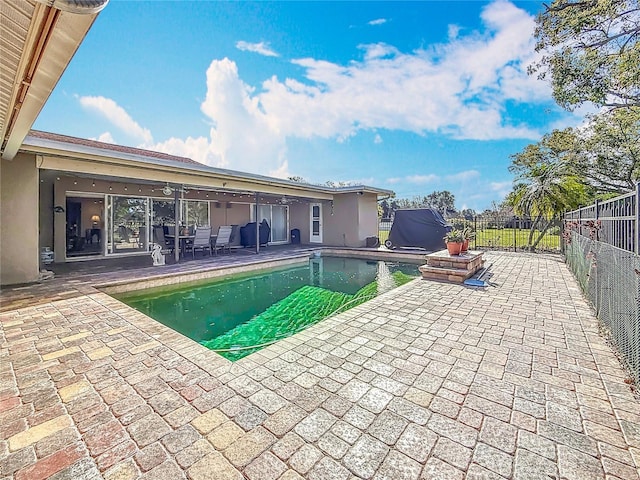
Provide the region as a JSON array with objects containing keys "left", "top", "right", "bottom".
[
  {"left": 636, "top": 183, "right": 640, "bottom": 255},
  {"left": 578, "top": 206, "right": 582, "bottom": 237},
  {"left": 594, "top": 199, "right": 600, "bottom": 242},
  {"left": 473, "top": 216, "right": 477, "bottom": 250}
]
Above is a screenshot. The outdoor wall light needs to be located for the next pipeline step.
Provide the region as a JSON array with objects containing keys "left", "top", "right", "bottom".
[{"left": 91, "top": 215, "right": 100, "bottom": 226}]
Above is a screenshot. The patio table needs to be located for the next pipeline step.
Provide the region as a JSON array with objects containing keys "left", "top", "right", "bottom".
[
  {"left": 166, "top": 234, "right": 218, "bottom": 258},
  {"left": 165, "top": 234, "right": 194, "bottom": 258}
]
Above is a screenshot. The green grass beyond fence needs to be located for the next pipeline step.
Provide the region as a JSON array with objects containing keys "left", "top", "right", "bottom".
[{"left": 379, "top": 216, "right": 561, "bottom": 253}]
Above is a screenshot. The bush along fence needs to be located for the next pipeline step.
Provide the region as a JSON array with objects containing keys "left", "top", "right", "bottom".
[
  {"left": 379, "top": 215, "right": 562, "bottom": 253},
  {"left": 564, "top": 185, "right": 640, "bottom": 385}
]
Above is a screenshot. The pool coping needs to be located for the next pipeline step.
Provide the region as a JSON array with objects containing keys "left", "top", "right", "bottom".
[
  {"left": 98, "top": 248, "right": 427, "bottom": 295},
  {"left": 95, "top": 248, "right": 428, "bottom": 367}
]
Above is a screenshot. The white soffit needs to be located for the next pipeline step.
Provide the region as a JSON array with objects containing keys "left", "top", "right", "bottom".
[{"left": 0, "top": 0, "right": 105, "bottom": 160}]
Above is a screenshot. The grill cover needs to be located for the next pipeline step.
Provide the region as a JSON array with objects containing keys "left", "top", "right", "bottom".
[{"left": 387, "top": 208, "right": 451, "bottom": 251}]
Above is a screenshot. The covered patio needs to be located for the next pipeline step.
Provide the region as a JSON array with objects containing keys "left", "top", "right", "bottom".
[{"left": 1, "top": 250, "right": 638, "bottom": 479}]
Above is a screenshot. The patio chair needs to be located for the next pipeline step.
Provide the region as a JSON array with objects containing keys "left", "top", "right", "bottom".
[
  {"left": 188, "top": 226, "right": 212, "bottom": 258},
  {"left": 153, "top": 225, "right": 174, "bottom": 254},
  {"left": 212, "top": 225, "right": 233, "bottom": 255}
]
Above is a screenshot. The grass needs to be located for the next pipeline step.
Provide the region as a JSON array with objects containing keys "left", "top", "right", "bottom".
[
  {"left": 473, "top": 228, "right": 560, "bottom": 250},
  {"left": 378, "top": 227, "right": 561, "bottom": 251}
]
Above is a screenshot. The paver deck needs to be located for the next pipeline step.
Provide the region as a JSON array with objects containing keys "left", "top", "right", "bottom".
[{"left": 1, "top": 250, "right": 638, "bottom": 479}]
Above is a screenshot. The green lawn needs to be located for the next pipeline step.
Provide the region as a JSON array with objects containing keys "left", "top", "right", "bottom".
[
  {"left": 473, "top": 228, "right": 560, "bottom": 250},
  {"left": 378, "top": 227, "right": 561, "bottom": 251}
]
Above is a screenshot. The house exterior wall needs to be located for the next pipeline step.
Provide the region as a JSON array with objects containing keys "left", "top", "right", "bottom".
[
  {"left": 324, "top": 195, "right": 359, "bottom": 246},
  {"left": 39, "top": 177, "right": 54, "bottom": 254},
  {"left": 322, "top": 193, "right": 380, "bottom": 247},
  {"left": 289, "top": 202, "right": 309, "bottom": 244},
  {"left": 358, "top": 193, "right": 380, "bottom": 242},
  {"left": 226, "top": 203, "right": 251, "bottom": 226},
  {"left": 1, "top": 154, "right": 40, "bottom": 285}
]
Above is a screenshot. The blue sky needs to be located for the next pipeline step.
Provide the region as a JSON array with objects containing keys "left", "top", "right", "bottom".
[{"left": 35, "top": 0, "right": 586, "bottom": 211}]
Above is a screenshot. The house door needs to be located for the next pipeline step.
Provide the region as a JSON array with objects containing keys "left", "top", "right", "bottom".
[{"left": 310, "top": 203, "right": 323, "bottom": 243}]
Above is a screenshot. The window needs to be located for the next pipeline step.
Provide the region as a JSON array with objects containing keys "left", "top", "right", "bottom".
[{"left": 182, "top": 200, "right": 210, "bottom": 227}]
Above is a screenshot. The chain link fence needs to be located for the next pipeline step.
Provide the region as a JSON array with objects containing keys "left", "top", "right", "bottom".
[{"left": 564, "top": 232, "right": 640, "bottom": 384}]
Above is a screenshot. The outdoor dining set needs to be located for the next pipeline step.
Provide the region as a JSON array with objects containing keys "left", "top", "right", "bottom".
[{"left": 152, "top": 219, "right": 271, "bottom": 259}]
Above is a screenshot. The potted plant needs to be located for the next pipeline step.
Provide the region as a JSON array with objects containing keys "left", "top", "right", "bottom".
[
  {"left": 461, "top": 226, "right": 475, "bottom": 253},
  {"left": 444, "top": 229, "right": 464, "bottom": 255}
]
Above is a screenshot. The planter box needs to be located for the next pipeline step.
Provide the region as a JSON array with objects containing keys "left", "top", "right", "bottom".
[{"left": 418, "top": 249, "right": 484, "bottom": 283}]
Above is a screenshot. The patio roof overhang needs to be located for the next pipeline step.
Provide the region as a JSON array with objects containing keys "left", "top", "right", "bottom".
[
  {"left": 22, "top": 131, "right": 395, "bottom": 201},
  {"left": 1, "top": 0, "right": 107, "bottom": 160}
]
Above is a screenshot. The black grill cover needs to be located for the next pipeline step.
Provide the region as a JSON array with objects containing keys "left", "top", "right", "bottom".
[{"left": 387, "top": 208, "right": 451, "bottom": 251}]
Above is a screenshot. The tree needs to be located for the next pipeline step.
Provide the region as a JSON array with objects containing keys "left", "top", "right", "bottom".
[
  {"left": 575, "top": 107, "right": 640, "bottom": 193},
  {"left": 424, "top": 191, "right": 456, "bottom": 216},
  {"left": 531, "top": 0, "right": 640, "bottom": 110},
  {"left": 325, "top": 180, "right": 353, "bottom": 188},
  {"left": 459, "top": 208, "right": 476, "bottom": 220},
  {"left": 288, "top": 176, "right": 308, "bottom": 183},
  {"left": 509, "top": 133, "right": 589, "bottom": 250}
]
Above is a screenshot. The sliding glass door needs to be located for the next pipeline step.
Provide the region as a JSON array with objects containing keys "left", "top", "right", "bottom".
[
  {"left": 107, "top": 196, "right": 149, "bottom": 254},
  {"left": 256, "top": 204, "right": 289, "bottom": 244}
]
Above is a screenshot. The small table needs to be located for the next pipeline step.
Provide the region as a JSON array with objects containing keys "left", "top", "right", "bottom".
[{"left": 165, "top": 234, "right": 194, "bottom": 257}]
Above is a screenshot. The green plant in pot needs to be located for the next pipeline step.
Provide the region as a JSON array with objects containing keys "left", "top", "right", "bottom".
[
  {"left": 461, "top": 226, "right": 475, "bottom": 253},
  {"left": 444, "top": 229, "right": 464, "bottom": 255}
]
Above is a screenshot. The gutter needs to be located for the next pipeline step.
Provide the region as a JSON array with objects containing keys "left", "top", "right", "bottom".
[{"left": 36, "top": 0, "right": 109, "bottom": 15}]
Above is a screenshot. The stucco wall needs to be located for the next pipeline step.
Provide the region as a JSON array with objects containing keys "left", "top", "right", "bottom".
[
  {"left": 321, "top": 193, "right": 380, "bottom": 247},
  {"left": 289, "top": 202, "right": 309, "bottom": 244},
  {"left": 323, "top": 195, "right": 359, "bottom": 246},
  {"left": 39, "top": 178, "right": 54, "bottom": 253},
  {"left": 358, "top": 193, "right": 379, "bottom": 241},
  {"left": 1, "top": 154, "right": 40, "bottom": 285}
]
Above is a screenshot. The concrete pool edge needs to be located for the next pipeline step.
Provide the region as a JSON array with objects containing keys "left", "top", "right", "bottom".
[
  {"left": 95, "top": 248, "right": 426, "bottom": 365},
  {"left": 97, "top": 253, "right": 313, "bottom": 294},
  {"left": 97, "top": 247, "right": 427, "bottom": 295},
  {"left": 83, "top": 252, "right": 425, "bottom": 377}
]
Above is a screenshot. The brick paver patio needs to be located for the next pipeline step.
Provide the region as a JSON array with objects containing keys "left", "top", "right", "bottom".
[{"left": 1, "top": 250, "right": 638, "bottom": 479}]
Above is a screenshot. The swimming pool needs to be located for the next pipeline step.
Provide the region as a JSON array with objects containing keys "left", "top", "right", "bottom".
[{"left": 115, "top": 255, "right": 420, "bottom": 360}]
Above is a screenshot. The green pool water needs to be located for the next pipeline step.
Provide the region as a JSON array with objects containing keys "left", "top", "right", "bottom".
[{"left": 115, "top": 256, "right": 420, "bottom": 360}]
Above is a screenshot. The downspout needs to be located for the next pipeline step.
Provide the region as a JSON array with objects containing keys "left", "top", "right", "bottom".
[{"left": 36, "top": 0, "right": 110, "bottom": 15}]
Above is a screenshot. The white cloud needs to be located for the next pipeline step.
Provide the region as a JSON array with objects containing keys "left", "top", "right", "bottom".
[
  {"left": 78, "top": 96, "right": 153, "bottom": 144},
  {"left": 235, "top": 41, "right": 279, "bottom": 57},
  {"left": 253, "top": 0, "right": 545, "bottom": 143},
  {"left": 446, "top": 170, "right": 481, "bottom": 182},
  {"left": 490, "top": 180, "right": 513, "bottom": 198},
  {"left": 491, "top": 180, "right": 512, "bottom": 190},
  {"left": 150, "top": 136, "right": 219, "bottom": 165},
  {"left": 368, "top": 18, "right": 388, "bottom": 26},
  {"left": 93, "top": 132, "right": 115, "bottom": 144},
  {"left": 142, "top": 58, "right": 287, "bottom": 175},
  {"left": 96, "top": 1, "right": 555, "bottom": 180},
  {"left": 448, "top": 24, "right": 461, "bottom": 40},
  {"left": 406, "top": 174, "right": 440, "bottom": 184}
]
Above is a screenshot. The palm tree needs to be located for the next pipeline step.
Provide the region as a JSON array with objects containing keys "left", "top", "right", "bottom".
[{"left": 508, "top": 161, "right": 587, "bottom": 251}]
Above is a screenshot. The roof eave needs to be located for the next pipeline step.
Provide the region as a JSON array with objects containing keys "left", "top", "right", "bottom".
[{"left": 21, "top": 133, "right": 394, "bottom": 197}]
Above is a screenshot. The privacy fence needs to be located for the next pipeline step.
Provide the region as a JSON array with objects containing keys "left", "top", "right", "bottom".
[
  {"left": 564, "top": 186, "right": 640, "bottom": 384},
  {"left": 379, "top": 215, "right": 562, "bottom": 252}
]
